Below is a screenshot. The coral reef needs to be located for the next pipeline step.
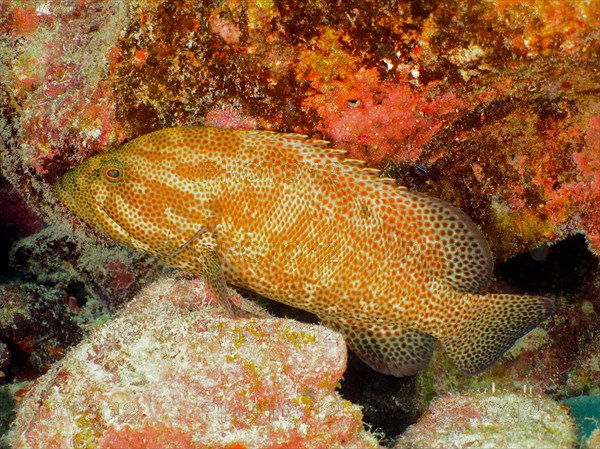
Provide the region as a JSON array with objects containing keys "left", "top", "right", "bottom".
[
  {"left": 1, "top": 0, "right": 599, "bottom": 260},
  {"left": 418, "top": 93, "right": 600, "bottom": 260},
  {"left": 8, "top": 224, "right": 172, "bottom": 310},
  {"left": 1, "top": 0, "right": 599, "bottom": 444},
  {"left": 0, "top": 181, "right": 43, "bottom": 238},
  {"left": 0, "top": 281, "right": 108, "bottom": 381},
  {"left": 304, "top": 66, "right": 461, "bottom": 164},
  {"left": 0, "top": 380, "right": 31, "bottom": 446},
  {"left": 3, "top": 278, "right": 383, "bottom": 449},
  {"left": 394, "top": 391, "right": 577, "bottom": 449}
]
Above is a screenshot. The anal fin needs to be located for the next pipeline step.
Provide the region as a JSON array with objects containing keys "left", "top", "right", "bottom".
[{"left": 322, "top": 317, "right": 434, "bottom": 377}]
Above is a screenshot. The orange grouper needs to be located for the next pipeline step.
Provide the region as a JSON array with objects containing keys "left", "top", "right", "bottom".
[{"left": 55, "top": 126, "right": 555, "bottom": 376}]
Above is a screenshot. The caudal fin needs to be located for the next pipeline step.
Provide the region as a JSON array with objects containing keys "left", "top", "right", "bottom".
[{"left": 441, "top": 293, "right": 555, "bottom": 375}]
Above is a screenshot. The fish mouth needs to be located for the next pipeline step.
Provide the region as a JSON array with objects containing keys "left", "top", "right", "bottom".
[
  {"left": 54, "top": 174, "right": 78, "bottom": 214},
  {"left": 55, "top": 173, "right": 134, "bottom": 246},
  {"left": 55, "top": 170, "right": 162, "bottom": 254},
  {"left": 55, "top": 171, "right": 100, "bottom": 230}
]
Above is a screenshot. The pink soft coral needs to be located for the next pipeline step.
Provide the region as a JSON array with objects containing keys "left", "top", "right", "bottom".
[{"left": 305, "top": 68, "right": 460, "bottom": 164}]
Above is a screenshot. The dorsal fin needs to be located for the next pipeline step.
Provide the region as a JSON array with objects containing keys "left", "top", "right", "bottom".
[
  {"left": 380, "top": 177, "right": 399, "bottom": 185},
  {"left": 344, "top": 158, "right": 369, "bottom": 166},
  {"left": 360, "top": 167, "right": 381, "bottom": 175},
  {"left": 248, "top": 130, "right": 405, "bottom": 189}
]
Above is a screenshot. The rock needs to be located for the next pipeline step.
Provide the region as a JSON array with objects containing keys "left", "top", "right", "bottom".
[
  {"left": 394, "top": 391, "right": 577, "bottom": 449},
  {"left": 3, "top": 278, "right": 383, "bottom": 449}
]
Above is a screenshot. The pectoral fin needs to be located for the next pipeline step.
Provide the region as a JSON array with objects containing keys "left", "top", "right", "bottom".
[
  {"left": 193, "top": 230, "right": 248, "bottom": 318},
  {"left": 323, "top": 317, "right": 434, "bottom": 377}
]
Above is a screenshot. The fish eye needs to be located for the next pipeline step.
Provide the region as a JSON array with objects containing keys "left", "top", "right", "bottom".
[{"left": 102, "top": 161, "right": 124, "bottom": 183}]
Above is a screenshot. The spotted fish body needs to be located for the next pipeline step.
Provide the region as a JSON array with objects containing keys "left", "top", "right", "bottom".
[{"left": 56, "top": 126, "right": 554, "bottom": 376}]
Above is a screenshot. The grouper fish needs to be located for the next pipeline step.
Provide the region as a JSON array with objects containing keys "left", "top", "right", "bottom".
[{"left": 55, "top": 126, "right": 555, "bottom": 376}]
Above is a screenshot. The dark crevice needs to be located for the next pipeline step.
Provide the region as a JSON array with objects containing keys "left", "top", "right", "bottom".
[{"left": 496, "top": 234, "right": 598, "bottom": 297}]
